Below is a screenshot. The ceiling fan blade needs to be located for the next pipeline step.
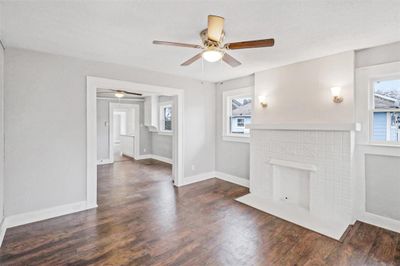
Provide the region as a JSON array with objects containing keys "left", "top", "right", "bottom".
[
  {"left": 222, "top": 53, "right": 241, "bottom": 67},
  {"left": 153, "top": 40, "right": 202, "bottom": 49},
  {"left": 207, "top": 15, "right": 224, "bottom": 42},
  {"left": 224, "top": 38, "right": 275, "bottom": 50},
  {"left": 111, "top": 89, "right": 142, "bottom": 96},
  {"left": 123, "top": 91, "right": 142, "bottom": 96},
  {"left": 181, "top": 53, "right": 203, "bottom": 66}
]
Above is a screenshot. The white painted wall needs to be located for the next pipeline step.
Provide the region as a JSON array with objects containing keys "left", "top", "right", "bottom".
[
  {"left": 4, "top": 48, "right": 215, "bottom": 216},
  {"left": 254, "top": 51, "right": 355, "bottom": 124},
  {"left": 215, "top": 75, "right": 253, "bottom": 180}
]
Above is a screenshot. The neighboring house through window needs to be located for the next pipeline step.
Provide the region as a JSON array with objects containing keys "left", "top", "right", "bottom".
[
  {"left": 371, "top": 78, "right": 400, "bottom": 144},
  {"left": 160, "top": 103, "right": 172, "bottom": 133},
  {"left": 222, "top": 87, "right": 252, "bottom": 142}
]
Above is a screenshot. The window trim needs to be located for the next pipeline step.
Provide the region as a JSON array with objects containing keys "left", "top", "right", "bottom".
[
  {"left": 369, "top": 76, "right": 400, "bottom": 146},
  {"left": 159, "top": 102, "right": 173, "bottom": 134},
  {"left": 222, "top": 87, "right": 253, "bottom": 143}
]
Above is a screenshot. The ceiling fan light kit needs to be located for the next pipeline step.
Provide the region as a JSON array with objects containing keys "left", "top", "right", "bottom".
[
  {"left": 202, "top": 48, "right": 224, "bottom": 62},
  {"left": 114, "top": 91, "right": 125, "bottom": 98},
  {"left": 153, "top": 15, "right": 275, "bottom": 68}
]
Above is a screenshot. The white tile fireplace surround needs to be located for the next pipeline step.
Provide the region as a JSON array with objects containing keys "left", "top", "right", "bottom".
[{"left": 237, "top": 123, "right": 358, "bottom": 240}]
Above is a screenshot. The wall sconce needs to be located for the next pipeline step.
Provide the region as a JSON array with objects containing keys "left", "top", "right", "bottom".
[
  {"left": 330, "top": 86, "right": 343, "bottom": 103},
  {"left": 258, "top": 95, "right": 268, "bottom": 108}
]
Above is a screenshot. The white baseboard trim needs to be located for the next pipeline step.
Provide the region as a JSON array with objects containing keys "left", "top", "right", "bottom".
[
  {"left": 358, "top": 211, "right": 400, "bottom": 234},
  {"left": 135, "top": 154, "right": 152, "bottom": 160},
  {"left": 136, "top": 154, "right": 172, "bottom": 164},
  {"left": 181, "top": 172, "right": 215, "bottom": 186},
  {"left": 97, "top": 159, "right": 112, "bottom": 165},
  {"left": 150, "top": 155, "right": 173, "bottom": 164},
  {"left": 0, "top": 219, "right": 6, "bottom": 247},
  {"left": 121, "top": 153, "right": 135, "bottom": 159},
  {"left": 0, "top": 200, "right": 97, "bottom": 247},
  {"left": 180, "top": 171, "right": 249, "bottom": 188},
  {"left": 214, "top": 171, "right": 249, "bottom": 188}
]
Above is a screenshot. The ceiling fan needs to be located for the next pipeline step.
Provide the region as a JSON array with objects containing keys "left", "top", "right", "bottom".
[
  {"left": 153, "top": 15, "right": 275, "bottom": 67},
  {"left": 97, "top": 89, "right": 142, "bottom": 98}
]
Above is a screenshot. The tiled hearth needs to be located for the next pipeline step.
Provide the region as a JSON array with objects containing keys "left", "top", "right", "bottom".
[{"left": 237, "top": 124, "right": 357, "bottom": 240}]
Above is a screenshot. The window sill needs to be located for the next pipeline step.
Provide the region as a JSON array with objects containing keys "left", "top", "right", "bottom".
[
  {"left": 158, "top": 131, "right": 173, "bottom": 136},
  {"left": 360, "top": 142, "right": 400, "bottom": 148},
  {"left": 222, "top": 135, "right": 250, "bottom": 143}
]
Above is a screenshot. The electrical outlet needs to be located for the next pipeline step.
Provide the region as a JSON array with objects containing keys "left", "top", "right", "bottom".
[
  {"left": 143, "top": 148, "right": 146, "bottom": 153},
  {"left": 191, "top": 165, "right": 195, "bottom": 171}
]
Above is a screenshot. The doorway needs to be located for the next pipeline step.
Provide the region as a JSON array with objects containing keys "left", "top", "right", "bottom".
[
  {"left": 109, "top": 103, "right": 140, "bottom": 163},
  {"left": 87, "top": 76, "right": 184, "bottom": 208}
]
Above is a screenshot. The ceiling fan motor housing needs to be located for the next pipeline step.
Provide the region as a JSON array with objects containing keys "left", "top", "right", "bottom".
[{"left": 200, "top": 29, "right": 224, "bottom": 48}]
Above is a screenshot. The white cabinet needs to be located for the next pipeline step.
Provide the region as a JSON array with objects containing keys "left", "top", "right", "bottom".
[
  {"left": 144, "top": 96, "right": 159, "bottom": 132},
  {"left": 120, "top": 135, "right": 135, "bottom": 158}
]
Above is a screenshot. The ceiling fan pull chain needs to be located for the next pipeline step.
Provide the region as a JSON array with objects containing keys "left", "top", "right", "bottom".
[{"left": 201, "top": 57, "right": 205, "bottom": 79}]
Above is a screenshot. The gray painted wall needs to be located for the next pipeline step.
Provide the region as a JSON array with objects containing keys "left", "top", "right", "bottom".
[
  {"left": 355, "top": 41, "right": 400, "bottom": 68},
  {"left": 354, "top": 42, "right": 400, "bottom": 222},
  {"left": 151, "top": 96, "right": 173, "bottom": 159},
  {"left": 365, "top": 154, "right": 400, "bottom": 221},
  {"left": 151, "top": 134, "right": 172, "bottom": 159},
  {"left": 4, "top": 48, "right": 215, "bottom": 216},
  {"left": 0, "top": 44, "right": 4, "bottom": 223},
  {"left": 215, "top": 75, "right": 254, "bottom": 180}
]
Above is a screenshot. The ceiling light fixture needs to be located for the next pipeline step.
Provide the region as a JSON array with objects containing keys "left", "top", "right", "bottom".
[
  {"left": 202, "top": 48, "right": 223, "bottom": 62},
  {"left": 115, "top": 91, "right": 124, "bottom": 98}
]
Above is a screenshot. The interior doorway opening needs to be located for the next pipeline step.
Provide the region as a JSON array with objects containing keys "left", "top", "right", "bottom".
[{"left": 87, "top": 76, "right": 184, "bottom": 208}]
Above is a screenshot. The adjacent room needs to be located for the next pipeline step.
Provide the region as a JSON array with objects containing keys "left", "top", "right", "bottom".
[{"left": 0, "top": 1, "right": 399, "bottom": 265}]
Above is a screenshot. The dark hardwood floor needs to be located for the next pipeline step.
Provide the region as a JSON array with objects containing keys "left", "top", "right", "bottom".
[{"left": 1, "top": 158, "right": 399, "bottom": 265}]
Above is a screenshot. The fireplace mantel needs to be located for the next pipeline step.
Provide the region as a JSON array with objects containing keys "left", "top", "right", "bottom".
[{"left": 247, "top": 123, "right": 361, "bottom": 131}]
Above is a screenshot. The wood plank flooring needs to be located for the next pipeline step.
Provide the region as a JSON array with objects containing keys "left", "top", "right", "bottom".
[{"left": 1, "top": 159, "right": 399, "bottom": 265}]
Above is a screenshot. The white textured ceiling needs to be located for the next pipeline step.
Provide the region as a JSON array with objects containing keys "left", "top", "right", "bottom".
[{"left": 1, "top": 1, "right": 400, "bottom": 82}]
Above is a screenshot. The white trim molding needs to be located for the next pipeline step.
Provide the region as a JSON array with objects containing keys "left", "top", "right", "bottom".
[
  {"left": 97, "top": 159, "right": 113, "bottom": 165},
  {"left": 181, "top": 171, "right": 249, "bottom": 187},
  {"left": 135, "top": 154, "right": 173, "bottom": 164},
  {"left": 181, "top": 172, "right": 216, "bottom": 186},
  {"left": 150, "top": 154, "right": 173, "bottom": 164},
  {"left": 269, "top": 159, "right": 317, "bottom": 172},
  {"left": 0, "top": 219, "right": 6, "bottom": 247},
  {"left": 358, "top": 211, "right": 400, "bottom": 234},
  {"left": 247, "top": 123, "right": 361, "bottom": 131},
  {"left": 222, "top": 87, "right": 253, "bottom": 143},
  {"left": 0, "top": 201, "right": 97, "bottom": 247},
  {"left": 214, "top": 171, "right": 250, "bottom": 187}
]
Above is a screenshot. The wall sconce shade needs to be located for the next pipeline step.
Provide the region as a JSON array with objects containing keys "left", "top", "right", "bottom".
[
  {"left": 258, "top": 95, "right": 268, "bottom": 108},
  {"left": 330, "top": 86, "right": 343, "bottom": 103}
]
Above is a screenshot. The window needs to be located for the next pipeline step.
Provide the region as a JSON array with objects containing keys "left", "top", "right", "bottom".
[
  {"left": 223, "top": 87, "right": 252, "bottom": 142},
  {"left": 237, "top": 118, "right": 245, "bottom": 127},
  {"left": 371, "top": 78, "right": 400, "bottom": 144},
  {"left": 229, "top": 96, "right": 252, "bottom": 135},
  {"left": 159, "top": 103, "right": 172, "bottom": 133}
]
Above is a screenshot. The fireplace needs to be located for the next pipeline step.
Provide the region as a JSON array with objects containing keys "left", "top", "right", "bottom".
[
  {"left": 271, "top": 159, "right": 315, "bottom": 211},
  {"left": 236, "top": 123, "right": 358, "bottom": 240}
]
